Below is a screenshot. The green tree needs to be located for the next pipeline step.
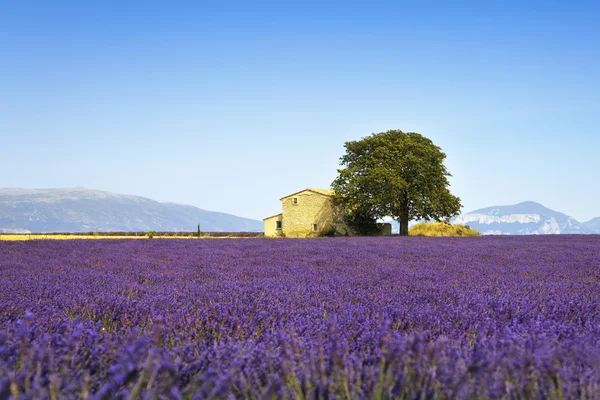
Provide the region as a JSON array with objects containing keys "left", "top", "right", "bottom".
[
  {"left": 331, "top": 130, "right": 462, "bottom": 236},
  {"left": 340, "top": 207, "right": 381, "bottom": 236}
]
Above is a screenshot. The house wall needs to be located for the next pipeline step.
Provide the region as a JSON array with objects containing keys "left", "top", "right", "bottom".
[
  {"left": 263, "top": 214, "right": 283, "bottom": 237},
  {"left": 281, "top": 191, "right": 343, "bottom": 237}
]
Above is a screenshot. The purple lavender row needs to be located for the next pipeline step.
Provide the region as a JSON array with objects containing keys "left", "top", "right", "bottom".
[{"left": 1, "top": 236, "right": 599, "bottom": 398}]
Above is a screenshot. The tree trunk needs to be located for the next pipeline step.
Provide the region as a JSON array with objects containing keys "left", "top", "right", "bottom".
[
  {"left": 398, "top": 202, "right": 410, "bottom": 236},
  {"left": 399, "top": 218, "right": 409, "bottom": 236}
]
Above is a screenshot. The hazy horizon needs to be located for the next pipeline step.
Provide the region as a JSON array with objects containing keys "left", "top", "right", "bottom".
[
  {"left": 1, "top": 2, "right": 598, "bottom": 221},
  {"left": 1, "top": 186, "right": 597, "bottom": 224}
]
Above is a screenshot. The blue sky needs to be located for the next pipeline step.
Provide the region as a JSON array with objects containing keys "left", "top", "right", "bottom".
[{"left": 1, "top": 1, "right": 599, "bottom": 221}]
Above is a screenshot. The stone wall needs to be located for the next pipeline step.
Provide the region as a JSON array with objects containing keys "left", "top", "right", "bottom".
[
  {"left": 377, "top": 223, "right": 393, "bottom": 236},
  {"left": 281, "top": 191, "right": 337, "bottom": 237}
]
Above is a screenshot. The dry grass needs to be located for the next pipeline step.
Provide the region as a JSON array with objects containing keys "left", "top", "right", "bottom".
[
  {"left": 0, "top": 234, "right": 184, "bottom": 241},
  {"left": 0, "top": 234, "right": 258, "bottom": 241},
  {"left": 408, "top": 222, "right": 481, "bottom": 237}
]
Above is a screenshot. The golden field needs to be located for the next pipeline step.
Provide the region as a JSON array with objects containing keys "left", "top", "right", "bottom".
[
  {"left": 0, "top": 234, "right": 191, "bottom": 241},
  {"left": 0, "top": 233, "right": 260, "bottom": 240}
]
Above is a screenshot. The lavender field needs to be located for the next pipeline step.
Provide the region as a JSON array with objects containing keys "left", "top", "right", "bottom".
[{"left": 1, "top": 236, "right": 599, "bottom": 399}]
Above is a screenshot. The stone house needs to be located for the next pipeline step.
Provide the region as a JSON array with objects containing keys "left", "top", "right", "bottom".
[{"left": 263, "top": 188, "right": 392, "bottom": 238}]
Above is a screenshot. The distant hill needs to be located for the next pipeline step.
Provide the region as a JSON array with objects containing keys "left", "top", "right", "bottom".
[
  {"left": 452, "top": 201, "right": 596, "bottom": 235},
  {"left": 583, "top": 217, "right": 600, "bottom": 233},
  {"left": 0, "top": 188, "right": 262, "bottom": 233}
]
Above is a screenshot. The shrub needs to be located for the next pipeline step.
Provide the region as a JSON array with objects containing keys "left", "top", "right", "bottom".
[
  {"left": 147, "top": 230, "right": 156, "bottom": 239},
  {"left": 318, "top": 227, "right": 339, "bottom": 237},
  {"left": 342, "top": 208, "right": 380, "bottom": 236},
  {"left": 408, "top": 222, "right": 480, "bottom": 237}
]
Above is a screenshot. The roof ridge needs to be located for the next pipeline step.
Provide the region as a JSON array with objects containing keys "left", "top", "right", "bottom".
[{"left": 280, "top": 188, "right": 334, "bottom": 200}]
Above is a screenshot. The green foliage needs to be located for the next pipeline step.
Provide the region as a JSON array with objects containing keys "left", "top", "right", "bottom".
[
  {"left": 332, "top": 129, "right": 462, "bottom": 236},
  {"left": 318, "top": 227, "right": 341, "bottom": 237},
  {"left": 341, "top": 208, "right": 380, "bottom": 236},
  {"left": 409, "top": 222, "right": 480, "bottom": 237},
  {"left": 147, "top": 230, "right": 156, "bottom": 239},
  {"left": 197, "top": 224, "right": 201, "bottom": 238}
]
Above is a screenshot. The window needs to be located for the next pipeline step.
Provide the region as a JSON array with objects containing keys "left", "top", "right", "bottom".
[
  {"left": 313, "top": 224, "right": 318, "bottom": 232},
  {"left": 276, "top": 221, "right": 282, "bottom": 230},
  {"left": 292, "top": 197, "right": 298, "bottom": 205}
]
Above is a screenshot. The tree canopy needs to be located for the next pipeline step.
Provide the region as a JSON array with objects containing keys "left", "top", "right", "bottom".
[{"left": 331, "top": 130, "right": 462, "bottom": 236}]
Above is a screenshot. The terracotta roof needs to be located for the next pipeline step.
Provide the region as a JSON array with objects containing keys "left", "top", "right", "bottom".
[
  {"left": 262, "top": 213, "right": 283, "bottom": 221},
  {"left": 280, "top": 188, "right": 334, "bottom": 200}
]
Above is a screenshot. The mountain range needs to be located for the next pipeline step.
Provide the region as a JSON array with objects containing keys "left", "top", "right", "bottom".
[
  {"left": 452, "top": 201, "right": 599, "bottom": 235},
  {"left": 584, "top": 217, "right": 600, "bottom": 233},
  {"left": 0, "top": 188, "right": 262, "bottom": 233},
  {"left": 0, "top": 188, "right": 598, "bottom": 235}
]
